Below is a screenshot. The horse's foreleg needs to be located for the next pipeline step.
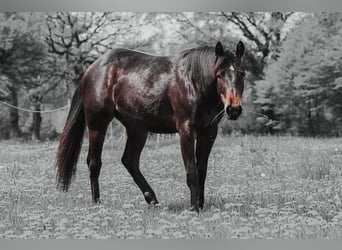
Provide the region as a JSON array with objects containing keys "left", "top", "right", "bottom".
[
  {"left": 87, "top": 127, "right": 108, "bottom": 203},
  {"left": 196, "top": 125, "right": 218, "bottom": 209},
  {"left": 178, "top": 121, "right": 199, "bottom": 212},
  {"left": 121, "top": 128, "right": 158, "bottom": 205}
]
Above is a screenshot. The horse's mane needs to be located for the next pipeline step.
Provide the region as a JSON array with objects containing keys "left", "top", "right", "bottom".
[{"left": 175, "top": 46, "right": 219, "bottom": 94}]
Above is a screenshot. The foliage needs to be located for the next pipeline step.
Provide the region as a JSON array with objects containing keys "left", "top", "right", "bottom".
[
  {"left": 0, "top": 13, "right": 50, "bottom": 138},
  {"left": 0, "top": 13, "right": 49, "bottom": 93},
  {"left": 45, "top": 12, "right": 155, "bottom": 86},
  {"left": 256, "top": 13, "right": 342, "bottom": 135}
]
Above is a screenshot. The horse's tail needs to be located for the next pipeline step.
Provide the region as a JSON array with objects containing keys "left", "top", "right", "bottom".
[{"left": 56, "top": 86, "right": 85, "bottom": 192}]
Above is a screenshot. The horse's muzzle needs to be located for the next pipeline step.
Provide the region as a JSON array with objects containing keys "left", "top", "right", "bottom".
[{"left": 226, "top": 105, "right": 242, "bottom": 120}]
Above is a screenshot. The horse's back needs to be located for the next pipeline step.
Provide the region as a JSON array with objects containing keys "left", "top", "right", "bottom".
[{"left": 99, "top": 48, "right": 170, "bottom": 70}]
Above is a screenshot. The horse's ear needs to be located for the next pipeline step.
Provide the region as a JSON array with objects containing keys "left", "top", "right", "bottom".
[
  {"left": 236, "top": 41, "right": 244, "bottom": 58},
  {"left": 215, "top": 41, "right": 224, "bottom": 56}
]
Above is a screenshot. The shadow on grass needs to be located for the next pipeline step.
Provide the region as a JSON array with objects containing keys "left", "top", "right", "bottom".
[{"left": 164, "top": 196, "right": 231, "bottom": 213}]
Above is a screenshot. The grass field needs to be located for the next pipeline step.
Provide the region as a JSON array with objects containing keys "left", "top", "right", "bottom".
[{"left": 1, "top": 135, "right": 342, "bottom": 239}]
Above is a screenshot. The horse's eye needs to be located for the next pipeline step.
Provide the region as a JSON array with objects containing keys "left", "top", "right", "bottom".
[{"left": 217, "top": 74, "right": 222, "bottom": 79}]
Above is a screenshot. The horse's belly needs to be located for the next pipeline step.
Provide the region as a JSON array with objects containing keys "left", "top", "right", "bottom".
[
  {"left": 133, "top": 112, "right": 177, "bottom": 133},
  {"left": 115, "top": 100, "right": 177, "bottom": 133},
  {"left": 144, "top": 118, "right": 177, "bottom": 133}
]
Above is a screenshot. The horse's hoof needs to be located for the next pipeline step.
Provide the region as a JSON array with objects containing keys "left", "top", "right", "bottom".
[
  {"left": 150, "top": 199, "right": 159, "bottom": 206},
  {"left": 144, "top": 192, "right": 158, "bottom": 205},
  {"left": 189, "top": 206, "right": 199, "bottom": 214},
  {"left": 93, "top": 199, "right": 101, "bottom": 204}
]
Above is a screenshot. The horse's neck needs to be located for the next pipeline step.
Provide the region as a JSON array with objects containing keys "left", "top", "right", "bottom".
[{"left": 196, "top": 84, "right": 222, "bottom": 111}]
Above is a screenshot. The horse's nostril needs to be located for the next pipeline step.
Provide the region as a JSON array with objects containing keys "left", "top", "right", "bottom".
[
  {"left": 226, "top": 106, "right": 232, "bottom": 116},
  {"left": 226, "top": 106, "right": 233, "bottom": 118},
  {"left": 226, "top": 105, "right": 242, "bottom": 120},
  {"left": 237, "top": 106, "right": 242, "bottom": 115}
]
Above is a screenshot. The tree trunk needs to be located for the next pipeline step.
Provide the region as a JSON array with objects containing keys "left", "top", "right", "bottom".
[
  {"left": 9, "top": 90, "right": 21, "bottom": 138},
  {"left": 307, "top": 98, "right": 315, "bottom": 136},
  {"left": 31, "top": 103, "right": 42, "bottom": 141},
  {"left": 30, "top": 94, "right": 42, "bottom": 141}
]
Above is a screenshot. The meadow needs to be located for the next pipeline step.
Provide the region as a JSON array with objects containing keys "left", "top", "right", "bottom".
[{"left": 1, "top": 134, "right": 342, "bottom": 239}]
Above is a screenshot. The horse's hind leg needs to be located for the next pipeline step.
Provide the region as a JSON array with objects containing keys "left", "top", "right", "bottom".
[
  {"left": 121, "top": 128, "right": 158, "bottom": 205},
  {"left": 87, "top": 123, "right": 109, "bottom": 203}
]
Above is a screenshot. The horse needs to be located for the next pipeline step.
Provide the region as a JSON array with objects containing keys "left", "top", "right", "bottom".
[{"left": 56, "top": 41, "right": 245, "bottom": 212}]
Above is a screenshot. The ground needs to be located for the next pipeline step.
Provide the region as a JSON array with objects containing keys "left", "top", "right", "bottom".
[{"left": 1, "top": 135, "right": 342, "bottom": 239}]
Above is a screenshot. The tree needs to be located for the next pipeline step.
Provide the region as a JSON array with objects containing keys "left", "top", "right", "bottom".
[
  {"left": 0, "top": 13, "right": 48, "bottom": 138},
  {"left": 45, "top": 12, "right": 152, "bottom": 88},
  {"left": 256, "top": 13, "right": 342, "bottom": 135}
]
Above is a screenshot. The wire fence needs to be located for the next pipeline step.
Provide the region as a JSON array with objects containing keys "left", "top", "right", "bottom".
[
  {"left": 0, "top": 100, "right": 69, "bottom": 113},
  {"left": 0, "top": 98, "right": 126, "bottom": 153}
]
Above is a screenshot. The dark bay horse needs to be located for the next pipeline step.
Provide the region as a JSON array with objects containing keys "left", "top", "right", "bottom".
[{"left": 56, "top": 41, "right": 245, "bottom": 212}]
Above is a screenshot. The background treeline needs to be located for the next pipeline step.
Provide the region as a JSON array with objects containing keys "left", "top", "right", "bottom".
[{"left": 0, "top": 12, "right": 342, "bottom": 140}]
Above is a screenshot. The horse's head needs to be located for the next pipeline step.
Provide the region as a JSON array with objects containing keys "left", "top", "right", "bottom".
[{"left": 214, "top": 41, "right": 245, "bottom": 120}]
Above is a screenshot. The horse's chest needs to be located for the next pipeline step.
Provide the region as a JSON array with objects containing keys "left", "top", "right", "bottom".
[{"left": 194, "top": 103, "right": 223, "bottom": 129}]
